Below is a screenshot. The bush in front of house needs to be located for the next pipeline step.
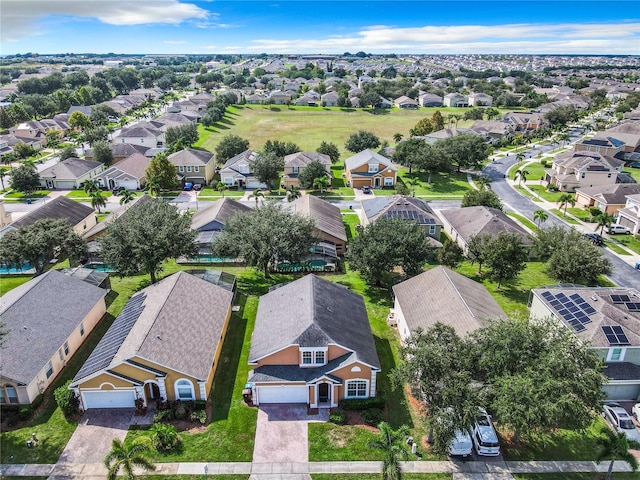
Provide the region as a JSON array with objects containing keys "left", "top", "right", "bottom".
[
  {"left": 153, "top": 409, "right": 172, "bottom": 423},
  {"left": 150, "top": 423, "right": 181, "bottom": 452},
  {"left": 338, "top": 396, "right": 386, "bottom": 411},
  {"left": 54, "top": 380, "right": 79, "bottom": 417},
  {"left": 329, "top": 410, "right": 346, "bottom": 425},
  {"left": 190, "top": 410, "right": 207, "bottom": 424},
  {"left": 362, "top": 407, "right": 385, "bottom": 426}
]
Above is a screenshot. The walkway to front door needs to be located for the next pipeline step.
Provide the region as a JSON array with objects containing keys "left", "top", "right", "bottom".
[{"left": 252, "top": 404, "right": 328, "bottom": 463}]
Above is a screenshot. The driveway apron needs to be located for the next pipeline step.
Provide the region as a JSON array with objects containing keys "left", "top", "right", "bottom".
[
  {"left": 57, "top": 409, "right": 134, "bottom": 465},
  {"left": 253, "top": 405, "right": 328, "bottom": 463}
]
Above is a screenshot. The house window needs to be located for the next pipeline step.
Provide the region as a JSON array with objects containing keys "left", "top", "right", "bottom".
[
  {"left": 45, "top": 361, "right": 54, "bottom": 379},
  {"left": 1, "top": 385, "right": 18, "bottom": 404},
  {"left": 608, "top": 347, "right": 626, "bottom": 362},
  {"left": 64, "top": 342, "right": 69, "bottom": 355},
  {"left": 368, "top": 164, "right": 379, "bottom": 173},
  {"left": 346, "top": 379, "right": 369, "bottom": 398},
  {"left": 315, "top": 351, "right": 325, "bottom": 364},
  {"left": 193, "top": 166, "right": 199, "bottom": 172},
  {"left": 293, "top": 166, "right": 299, "bottom": 174},
  {"left": 223, "top": 177, "right": 234, "bottom": 186},
  {"left": 178, "top": 166, "right": 184, "bottom": 173},
  {"left": 175, "top": 379, "right": 195, "bottom": 400},
  {"left": 302, "top": 351, "right": 313, "bottom": 365},
  {"left": 384, "top": 177, "right": 393, "bottom": 186},
  {"left": 607, "top": 173, "right": 612, "bottom": 178},
  {"left": 80, "top": 323, "right": 85, "bottom": 336},
  {"left": 429, "top": 225, "right": 436, "bottom": 235},
  {"left": 186, "top": 166, "right": 192, "bottom": 173},
  {"left": 59, "top": 349, "right": 64, "bottom": 362},
  {"left": 140, "top": 138, "right": 144, "bottom": 143}
]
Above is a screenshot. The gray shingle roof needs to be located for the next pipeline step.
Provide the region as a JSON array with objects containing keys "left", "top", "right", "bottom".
[
  {"left": 439, "top": 206, "right": 531, "bottom": 244},
  {"left": 39, "top": 158, "right": 103, "bottom": 180},
  {"left": 11, "top": 196, "right": 94, "bottom": 229},
  {"left": 98, "top": 152, "right": 150, "bottom": 180},
  {"left": 287, "top": 195, "right": 347, "bottom": 242},
  {"left": 392, "top": 266, "right": 507, "bottom": 337},
  {"left": 249, "top": 275, "right": 380, "bottom": 369},
  {"left": 575, "top": 183, "right": 640, "bottom": 206},
  {"left": 250, "top": 354, "right": 351, "bottom": 383},
  {"left": 283, "top": 151, "right": 331, "bottom": 169},
  {"left": 0, "top": 270, "right": 106, "bottom": 384},
  {"left": 72, "top": 271, "right": 233, "bottom": 384},
  {"left": 363, "top": 195, "right": 441, "bottom": 225},
  {"left": 190, "top": 197, "right": 252, "bottom": 232},
  {"left": 168, "top": 148, "right": 214, "bottom": 167},
  {"left": 344, "top": 149, "right": 397, "bottom": 172},
  {"left": 603, "top": 362, "right": 640, "bottom": 381}
]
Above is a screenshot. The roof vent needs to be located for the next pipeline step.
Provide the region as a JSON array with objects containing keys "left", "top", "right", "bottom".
[{"left": 156, "top": 335, "right": 162, "bottom": 340}]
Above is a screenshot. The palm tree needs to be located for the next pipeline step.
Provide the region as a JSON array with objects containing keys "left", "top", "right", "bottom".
[
  {"left": 313, "top": 176, "right": 331, "bottom": 194},
  {"left": 369, "top": 422, "right": 410, "bottom": 480},
  {"left": 514, "top": 168, "right": 530, "bottom": 186},
  {"left": 119, "top": 189, "right": 136, "bottom": 205},
  {"left": 475, "top": 175, "right": 491, "bottom": 190},
  {"left": 407, "top": 177, "right": 420, "bottom": 196},
  {"left": 0, "top": 170, "right": 6, "bottom": 190},
  {"left": 595, "top": 212, "right": 614, "bottom": 235},
  {"left": 558, "top": 132, "right": 571, "bottom": 147},
  {"left": 596, "top": 427, "right": 639, "bottom": 480},
  {"left": 286, "top": 185, "right": 301, "bottom": 202},
  {"left": 451, "top": 113, "right": 463, "bottom": 128},
  {"left": 533, "top": 209, "right": 548, "bottom": 229},
  {"left": 515, "top": 151, "right": 525, "bottom": 164},
  {"left": 90, "top": 190, "right": 107, "bottom": 213},
  {"left": 104, "top": 438, "right": 155, "bottom": 480},
  {"left": 83, "top": 179, "right": 100, "bottom": 195},
  {"left": 146, "top": 178, "right": 161, "bottom": 197},
  {"left": 558, "top": 193, "right": 576, "bottom": 217},
  {"left": 393, "top": 133, "right": 403, "bottom": 144},
  {"left": 248, "top": 188, "right": 264, "bottom": 206},
  {"left": 216, "top": 182, "right": 228, "bottom": 197}
]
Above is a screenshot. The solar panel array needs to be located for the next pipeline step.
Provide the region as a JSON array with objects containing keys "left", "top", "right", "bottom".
[
  {"left": 610, "top": 294, "right": 640, "bottom": 312},
  {"left": 601, "top": 325, "right": 630, "bottom": 346},
  {"left": 74, "top": 293, "right": 147, "bottom": 381},
  {"left": 625, "top": 303, "right": 640, "bottom": 312},
  {"left": 385, "top": 210, "right": 436, "bottom": 224},
  {"left": 541, "top": 291, "right": 596, "bottom": 332},
  {"left": 610, "top": 294, "right": 631, "bottom": 304}
]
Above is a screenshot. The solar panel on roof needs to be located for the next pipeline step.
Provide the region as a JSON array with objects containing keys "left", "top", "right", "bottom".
[
  {"left": 602, "top": 325, "right": 630, "bottom": 345},
  {"left": 569, "top": 293, "right": 582, "bottom": 301},
  {"left": 550, "top": 300, "right": 561, "bottom": 308},
  {"left": 542, "top": 291, "right": 554, "bottom": 300},
  {"left": 625, "top": 303, "right": 640, "bottom": 312},
  {"left": 558, "top": 309, "right": 569, "bottom": 317},
  {"left": 611, "top": 294, "right": 630, "bottom": 304},
  {"left": 569, "top": 306, "right": 579, "bottom": 313}
]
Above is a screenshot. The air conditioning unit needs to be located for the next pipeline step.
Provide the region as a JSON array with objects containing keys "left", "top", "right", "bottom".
[{"left": 387, "top": 309, "right": 397, "bottom": 327}]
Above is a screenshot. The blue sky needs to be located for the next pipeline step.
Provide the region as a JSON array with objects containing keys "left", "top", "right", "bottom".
[{"left": 2, "top": 1, "right": 639, "bottom": 55}]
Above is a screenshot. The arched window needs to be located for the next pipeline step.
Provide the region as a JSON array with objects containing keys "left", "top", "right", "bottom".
[
  {"left": 174, "top": 379, "right": 195, "bottom": 401},
  {"left": 0, "top": 384, "right": 18, "bottom": 404}
]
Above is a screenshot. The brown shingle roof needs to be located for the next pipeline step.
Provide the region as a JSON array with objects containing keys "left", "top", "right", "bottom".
[
  {"left": 11, "top": 196, "right": 94, "bottom": 229},
  {"left": 439, "top": 206, "right": 531, "bottom": 244},
  {"left": 287, "top": 195, "right": 347, "bottom": 242}
]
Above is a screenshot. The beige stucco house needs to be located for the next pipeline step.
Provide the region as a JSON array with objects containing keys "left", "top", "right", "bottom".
[
  {"left": 344, "top": 149, "right": 397, "bottom": 189},
  {"left": 545, "top": 151, "right": 624, "bottom": 192}
]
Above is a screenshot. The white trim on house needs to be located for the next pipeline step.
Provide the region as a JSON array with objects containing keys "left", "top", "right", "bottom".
[
  {"left": 607, "top": 347, "right": 627, "bottom": 362},
  {"left": 174, "top": 378, "right": 196, "bottom": 401},
  {"left": 345, "top": 378, "right": 370, "bottom": 399}
]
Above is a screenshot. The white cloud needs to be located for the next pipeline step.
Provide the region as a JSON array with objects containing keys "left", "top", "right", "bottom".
[
  {"left": 163, "top": 40, "right": 187, "bottom": 45},
  {"left": 246, "top": 22, "right": 640, "bottom": 54},
  {"left": 1, "top": 0, "right": 209, "bottom": 42}
]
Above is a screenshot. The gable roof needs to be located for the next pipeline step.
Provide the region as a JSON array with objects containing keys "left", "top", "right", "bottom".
[
  {"left": 221, "top": 149, "right": 258, "bottom": 171},
  {"left": 0, "top": 270, "right": 106, "bottom": 385},
  {"left": 117, "top": 125, "right": 164, "bottom": 139},
  {"left": 72, "top": 271, "right": 234, "bottom": 384},
  {"left": 39, "top": 158, "right": 103, "bottom": 180},
  {"left": 393, "top": 266, "right": 507, "bottom": 337},
  {"left": 283, "top": 151, "right": 331, "bottom": 168},
  {"left": 11, "top": 196, "right": 94, "bottom": 229},
  {"left": 190, "top": 197, "right": 252, "bottom": 231},
  {"left": 345, "top": 149, "right": 397, "bottom": 172},
  {"left": 362, "top": 195, "right": 440, "bottom": 225},
  {"left": 99, "top": 152, "right": 150, "bottom": 180},
  {"left": 576, "top": 183, "right": 640, "bottom": 205},
  {"left": 439, "top": 206, "right": 531, "bottom": 244},
  {"left": 168, "top": 148, "right": 214, "bottom": 166},
  {"left": 250, "top": 275, "right": 380, "bottom": 369},
  {"left": 287, "top": 195, "right": 347, "bottom": 242},
  {"left": 553, "top": 151, "right": 624, "bottom": 172}
]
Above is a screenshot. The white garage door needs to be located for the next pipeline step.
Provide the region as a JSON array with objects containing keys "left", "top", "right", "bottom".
[
  {"left": 603, "top": 384, "right": 640, "bottom": 401},
  {"left": 246, "top": 180, "right": 265, "bottom": 189},
  {"left": 257, "top": 385, "right": 308, "bottom": 404},
  {"left": 118, "top": 179, "right": 138, "bottom": 191},
  {"left": 82, "top": 390, "right": 136, "bottom": 409}
]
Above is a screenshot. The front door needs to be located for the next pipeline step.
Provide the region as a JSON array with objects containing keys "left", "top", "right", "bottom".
[
  {"left": 318, "top": 383, "right": 329, "bottom": 404},
  {"left": 374, "top": 177, "right": 381, "bottom": 187},
  {"left": 46, "top": 180, "right": 54, "bottom": 189}
]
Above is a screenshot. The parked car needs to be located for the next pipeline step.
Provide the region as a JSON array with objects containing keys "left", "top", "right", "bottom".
[
  {"left": 605, "top": 224, "right": 631, "bottom": 235},
  {"left": 193, "top": 183, "right": 203, "bottom": 191},
  {"left": 632, "top": 403, "right": 640, "bottom": 422},
  {"left": 472, "top": 408, "right": 500, "bottom": 456},
  {"left": 183, "top": 182, "right": 193, "bottom": 191},
  {"left": 362, "top": 186, "right": 372, "bottom": 194},
  {"left": 111, "top": 186, "right": 124, "bottom": 195},
  {"left": 583, "top": 233, "right": 604, "bottom": 246},
  {"left": 449, "top": 429, "right": 473, "bottom": 457},
  {"left": 603, "top": 403, "right": 640, "bottom": 443}
]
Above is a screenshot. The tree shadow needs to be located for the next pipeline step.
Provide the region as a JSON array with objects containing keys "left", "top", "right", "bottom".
[
  {"left": 104, "top": 289, "right": 119, "bottom": 308},
  {"left": 374, "top": 336, "right": 413, "bottom": 429},
  {"left": 367, "top": 109, "right": 391, "bottom": 116},
  {"left": 340, "top": 108, "right": 357, "bottom": 113},
  {"left": 269, "top": 107, "right": 281, "bottom": 112},
  {"left": 218, "top": 117, "right": 235, "bottom": 126}
]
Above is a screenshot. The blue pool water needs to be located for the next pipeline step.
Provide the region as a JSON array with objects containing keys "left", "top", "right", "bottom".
[{"left": 0, "top": 262, "right": 35, "bottom": 274}]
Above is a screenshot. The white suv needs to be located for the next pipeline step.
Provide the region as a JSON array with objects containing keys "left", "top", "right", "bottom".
[
  {"left": 472, "top": 408, "right": 501, "bottom": 456},
  {"left": 605, "top": 224, "right": 631, "bottom": 235}
]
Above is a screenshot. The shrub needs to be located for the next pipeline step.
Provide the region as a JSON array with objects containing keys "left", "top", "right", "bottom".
[
  {"left": 548, "top": 184, "right": 559, "bottom": 192},
  {"left": 190, "top": 410, "right": 207, "bottom": 424},
  {"left": 362, "top": 408, "right": 384, "bottom": 426},
  {"left": 18, "top": 406, "right": 33, "bottom": 420},
  {"left": 173, "top": 402, "right": 187, "bottom": 420},
  {"left": 194, "top": 400, "right": 207, "bottom": 411},
  {"left": 153, "top": 409, "right": 173, "bottom": 423},
  {"left": 54, "top": 380, "right": 79, "bottom": 417},
  {"left": 395, "top": 182, "right": 410, "bottom": 195},
  {"left": 338, "top": 396, "right": 386, "bottom": 411},
  {"left": 329, "top": 410, "right": 346, "bottom": 425},
  {"left": 31, "top": 394, "right": 44, "bottom": 410},
  {"left": 589, "top": 206, "right": 603, "bottom": 216},
  {"left": 150, "top": 423, "right": 181, "bottom": 452}
]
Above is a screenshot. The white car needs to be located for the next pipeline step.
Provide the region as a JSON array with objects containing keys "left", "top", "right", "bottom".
[
  {"left": 603, "top": 403, "right": 640, "bottom": 443},
  {"left": 449, "top": 429, "right": 473, "bottom": 457},
  {"left": 472, "top": 408, "right": 501, "bottom": 456},
  {"left": 605, "top": 224, "right": 631, "bottom": 235}
]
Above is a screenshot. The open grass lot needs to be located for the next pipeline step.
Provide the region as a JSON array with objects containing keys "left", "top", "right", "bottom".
[
  {"left": 195, "top": 105, "right": 485, "bottom": 160},
  {"left": 395, "top": 169, "right": 472, "bottom": 198},
  {"left": 509, "top": 161, "right": 548, "bottom": 182},
  {"left": 513, "top": 475, "right": 639, "bottom": 480},
  {"left": 506, "top": 212, "right": 537, "bottom": 231}
]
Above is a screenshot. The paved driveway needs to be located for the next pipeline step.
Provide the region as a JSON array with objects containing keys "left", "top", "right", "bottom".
[
  {"left": 252, "top": 405, "right": 328, "bottom": 463},
  {"left": 57, "top": 409, "right": 134, "bottom": 464}
]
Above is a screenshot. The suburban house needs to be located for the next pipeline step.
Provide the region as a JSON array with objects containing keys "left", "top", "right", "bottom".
[
  {"left": 115, "top": 125, "right": 165, "bottom": 148},
  {"left": 574, "top": 184, "right": 640, "bottom": 216},
  {"left": 83, "top": 194, "right": 158, "bottom": 242},
  {"left": 0, "top": 270, "right": 107, "bottom": 405},
  {"left": 39, "top": 158, "right": 104, "bottom": 190},
  {"left": 282, "top": 151, "right": 332, "bottom": 188},
  {"left": 219, "top": 150, "right": 266, "bottom": 190},
  {"left": 0, "top": 201, "right": 11, "bottom": 227},
  {"left": 529, "top": 286, "right": 640, "bottom": 401},
  {"left": 296, "top": 92, "right": 320, "bottom": 106},
  {"left": 418, "top": 93, "right": 443, "bottom": 107},
  {"left": 190, "top": 197, "right": 252, "bottom": 257},
  {"left": 248, "top": 275, "right": 380, "bottom": 407},
  {"left": 545, "top": 151, "right": 624, "bottom": 192},
  {"left": 96, "top": 152, "right": 150, "bottom": 191},
  {"left": 268, "top": 91, "right": 293, "bottom": 105},
  {"left": 391, "top": 266, "right": 507, "bottom": 341},
  {"left": 443, "top": 93, "right": 468, "bottom": 108},
  {"left": 439, "top": 206, "right": 531, "bottom": 252},
  {"left": 287, "top": 195, "right": 347, "bottom": 256},
  {"left": 617, "top": 194, "right": 640, "bottom": 234},
  {"left": 168, "top": 148, "right": 215, "bottom": 186},
  {"left": 468, "top": 93, "right": 493, "bottom": 107},
  {"left": 344, "top": 149, "right": 398, "bottom": 189},
  {"left": 85, "top": 143, "right": 147, "bottom": 164},
  {"left": 360, "top": 195, "right": 442, "bottom": 244},
  {"left": 502, "top": 112, "right": 546, "bottom": 132},
  {"left": 394, "top": 96, "right": 419, "bottom": 109},
  {"left": 11, "top": 196, "right": 97, "bottom": 236},
  {"left": 70, "top": 271, "right": 234, "bottom": 409},
  {"left": 321, "top": 91, "right": 339, "bottom": 106}
]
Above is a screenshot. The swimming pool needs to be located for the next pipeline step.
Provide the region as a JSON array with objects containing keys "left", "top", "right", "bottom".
[{"left": 0, "top": 262, "right": 36, "bottom": 274}]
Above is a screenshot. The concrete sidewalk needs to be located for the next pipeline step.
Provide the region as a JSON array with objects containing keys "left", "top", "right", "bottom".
[{"left": 1, "top": 459, "right": 635, "bottom": 478}]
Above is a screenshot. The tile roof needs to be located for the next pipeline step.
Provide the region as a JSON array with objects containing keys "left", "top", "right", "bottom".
[
  {"left": 392, "top": 266, "right": 507, "bottom": 337},
  {"left": 73, "top": 271, "right": 234, "bottom": 384},
  {"left": 286, "top": 195, "right": 347, "bottom": 242},
  {"left": 439, "top": 206, "right": 531, "bottom": 244},
  {"left": 0, "top": 270, "right": 106, "bottom": 384},
  {"left": 11, "top": 196, "right": 94, "bottom": 229},
  {"left": 249, "top": 275, "right": 380, "bottom": 369}
]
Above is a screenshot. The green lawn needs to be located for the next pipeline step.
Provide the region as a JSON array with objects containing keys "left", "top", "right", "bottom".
[
  {"left": 65, "top": 190, "right": 114, "bottom": 200},
  {"left": 506, "top": 212, "right": 537, "bottom": 231},
  {"left": 396, "top": 169, "right": 471, "bottom": 198},
  {"left": 514, "top": 185, "right": 539, "bottom": 200},
  {"left": 623, "top": 167, "right": 640, "bottom": 183},
  {"left": 566, "top": 207, "right": 594, "bottom": 222},
  {"left": 550, "top": 209, "right": 581, "bottom": 225},
  {"left": 0, "top": 274, "right": 33, "bottom": 295},
  {"left": 527, "top": 185, "right": 566, "bottom": 203},
  {"left": 3, "top": 190, "right": 51, "bottom": 200},
  {"left": 613, "top": 234, "right": 640, "bottom": 255},
  {"left": 342, "top": 212, "right": 360, "bottom": 240},
  {"left": 605, "top": 240, "right": 632, "bottom": 255},
  {"left": 198, "top": 186, "right": 245, "bottom": 198},
  {"left": 509, "top": 161, "right": 548, "bottom": 182}
]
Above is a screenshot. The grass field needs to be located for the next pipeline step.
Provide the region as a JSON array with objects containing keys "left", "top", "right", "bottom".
[
  {"left": 509, "top": 161, "right": 547, "bottom": 182},
  {"left": 613, "top": 234, "right": 640, "bottom": 255},
  {"left": 623, "top": 167, "right": 640, "bottom": 183},
  {"left": 527, "top": 185, "right": 565, "bottom": 203},
  {"left": 506, "top": 212, "right": 537, "bottom": 231}
]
